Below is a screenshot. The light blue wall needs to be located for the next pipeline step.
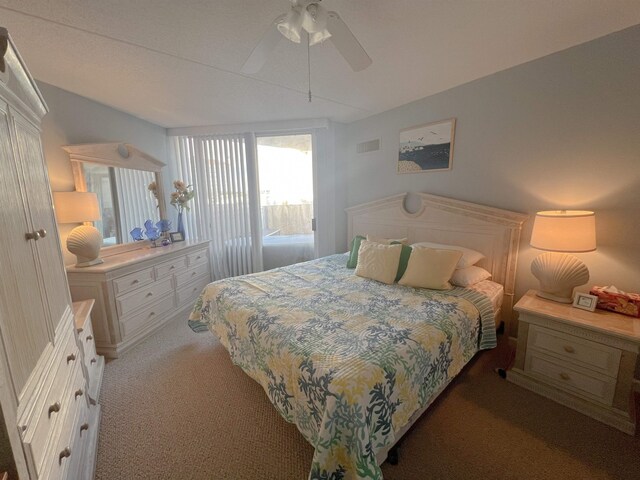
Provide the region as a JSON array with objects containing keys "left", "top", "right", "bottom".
[
  {"left": 338, "top": 25, "right": 640, "bottom": 301},
  {"left": 38, "top": 81, "right": 169, "bottom": 264}
]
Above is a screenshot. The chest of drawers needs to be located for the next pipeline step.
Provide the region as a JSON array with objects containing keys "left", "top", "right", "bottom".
[
  {"left": 66, "top": 240, "right": 211, "bottom": 358},
  {"left": 508, "top": 290, "right": 640, "bottom": 434}
]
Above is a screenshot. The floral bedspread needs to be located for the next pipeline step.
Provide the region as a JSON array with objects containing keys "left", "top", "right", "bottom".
[{"left": 189, "top": 254, "right": 496, "bottom": 480}]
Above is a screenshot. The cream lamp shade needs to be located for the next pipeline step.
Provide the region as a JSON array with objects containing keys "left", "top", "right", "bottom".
[
  {"left": 53, "top": 191, "right": 104, "bottom": 267},
  {"left": 530, "top": 210, "right": 596, "bottom": 303},
  {"left": 530, "top": 210, "right": 596, "bottom": 252}
]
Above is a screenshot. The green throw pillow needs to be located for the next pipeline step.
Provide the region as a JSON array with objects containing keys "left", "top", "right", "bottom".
[
  {"left": 392, "top": 242, "right": 412, "bottom": 282},
  {"left": 346, "top": 235, "right": 366, "bottom": 268}
]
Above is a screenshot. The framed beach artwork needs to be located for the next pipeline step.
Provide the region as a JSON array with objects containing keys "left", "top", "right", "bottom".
[{"left": 398, "top": 118, "right": 456, "bottom": 174}]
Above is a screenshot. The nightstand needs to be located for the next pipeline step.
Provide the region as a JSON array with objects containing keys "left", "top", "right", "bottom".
[{"left": 508, "top": 290, "right": 640, "bottom": 434}]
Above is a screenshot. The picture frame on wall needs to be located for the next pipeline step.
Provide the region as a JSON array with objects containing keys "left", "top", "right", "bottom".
[{"left": 398, "top": 118, "right": 456, "bottom": 174}]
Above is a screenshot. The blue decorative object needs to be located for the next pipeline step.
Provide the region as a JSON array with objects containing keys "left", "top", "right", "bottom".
[
  {"left": 144, "top": 219, "right": 160, "bottom": 241},
  {"left": 156, "top": 219, "right": 172, "bottom": 233},
  {"left": 130, "top": 227, "right": 144, "bottom": 241},
  {"left": 177, "top": 211, "right": 185, "bottom": 239}
]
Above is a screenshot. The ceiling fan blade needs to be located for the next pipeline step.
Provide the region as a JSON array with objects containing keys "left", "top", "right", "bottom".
[
  {"left": 326, "top": 11, "right": 372, "bottom": 72},
  {"left": 241, "top": 14, "right": 286, "bottom": 74}
]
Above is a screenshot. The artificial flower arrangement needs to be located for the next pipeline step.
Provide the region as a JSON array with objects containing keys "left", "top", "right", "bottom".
[
  {"left": 170, "top": 180, "right": 195, "bottom": 213},
  {"left": 148, "top": 181, "right": 159, "bottom": 201},
  {"left": 141, "top": 179, "right": 194, "bottom": 241}
]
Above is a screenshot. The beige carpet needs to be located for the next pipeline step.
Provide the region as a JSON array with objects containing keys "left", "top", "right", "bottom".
[{"left": 95, "top": 315, "right": 640, "bottom": 480}]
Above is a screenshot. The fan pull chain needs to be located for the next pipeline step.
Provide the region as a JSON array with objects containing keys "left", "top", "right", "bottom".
[{"left": 307, "top": 32, "right": 312, "bottom": 102}]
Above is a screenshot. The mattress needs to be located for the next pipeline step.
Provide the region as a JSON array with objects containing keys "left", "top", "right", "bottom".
[
  {"left": 468, "top": 279, "right": 504, "bottom": 313},
  {"left": 189, "top": 254, "right": 498, "bottom": 480}
]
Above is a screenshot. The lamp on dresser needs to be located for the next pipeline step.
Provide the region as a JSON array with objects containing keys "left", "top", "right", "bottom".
[
  {"left": 53, "top": 191, "right": 104, "bottom": 267},
  {"left": 530, "top": 210, "right": 596, "bottom": 303}
]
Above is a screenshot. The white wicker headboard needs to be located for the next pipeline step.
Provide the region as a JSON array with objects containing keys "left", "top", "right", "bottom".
[{"left": 346, "top": 193, "right": 528, "bottom": 331}]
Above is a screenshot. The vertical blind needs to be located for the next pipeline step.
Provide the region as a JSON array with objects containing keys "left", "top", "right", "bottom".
[
  {"left": 171, "top": 134, "right": 262, "bottom": 280},
  {"left": 114, "top": 168, "right": 156, "bottom": 243}
]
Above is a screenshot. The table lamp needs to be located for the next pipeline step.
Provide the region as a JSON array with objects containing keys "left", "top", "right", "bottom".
[
  {"left": 53, "top": 191, "right": 104, "bottom": 267},
  {"left": 530, "top": 210, "right": 596, "bottom": 303}
]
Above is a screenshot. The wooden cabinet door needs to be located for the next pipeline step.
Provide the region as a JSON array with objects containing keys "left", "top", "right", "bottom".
[
  {"left": 10, "top": 108, "right": 72, "bottom": 337},
  {"left": 0, "top": 100, "right": 51, "bottom": 395}
]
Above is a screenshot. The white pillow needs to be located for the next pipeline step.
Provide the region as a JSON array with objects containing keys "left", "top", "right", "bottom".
[
  {"left": 410, "top": 241, "right": 484, "bottom": 269},
  {"left": 367, "top": 235, "right": 408, "bottom": 245},
  {"left": 355, "top": 240, "right": 402, "bottom": 284},
  {"left": 398, "top": 247, "right": 462, "bottom": 290},
  {"left": 450, "top": 266, "right": 492, "bottom": 287}
]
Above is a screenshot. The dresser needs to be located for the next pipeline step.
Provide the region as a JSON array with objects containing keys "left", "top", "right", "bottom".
[
  {"left": 66, "top": 241, "right": 211, "bottom": 358},
  {"left": 509, "top": 290, "right": 640, "bottom": 434},
  {"left": 0, "top": 28, "right": 101, "bottom": 479}
]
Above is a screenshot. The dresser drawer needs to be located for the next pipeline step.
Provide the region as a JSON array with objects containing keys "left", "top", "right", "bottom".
[
  {"left": 120, "top": 295, "right": 175, "bottom": 338},
  {"left": 24, "top": 349, "right": 82, "bottom": 477},
  {"left": 525, "top": 351, "right": 617, "bottom": 406},
  {"left": 22, "top": 328, "right": 79, "bottom": 474},
  {"left": 44, "top": 374, "right": 88, "bottom": 480},
  {"left": 528, "top": 325, "right": 621, "bottom": 377},
  {"left": 155, "top": 255, "right": 188, "bottom": 277},
  {"left": 112, "top": 267, "right": 154, "bottom": 296},
  {"left": 79, "top": 321, "right": 97, "bottom": 362},
  {"left": 177, "top": 275, "right": 210, "bottom": 309},
  {"left": 187, "top": 249, "right": 208, "bottom": 267},
  {"left": 116, "top": 277, "right": 173, "bottom": 317},
  {"left": 176, "top": 262, "right": 210, "bottom": 289}
]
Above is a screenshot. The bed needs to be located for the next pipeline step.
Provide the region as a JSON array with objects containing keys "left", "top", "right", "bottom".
[{"left": 189, "top": 193, "right": 527, "bottom": 479}]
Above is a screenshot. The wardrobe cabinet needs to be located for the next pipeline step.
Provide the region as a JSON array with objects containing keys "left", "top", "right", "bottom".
[{"left": 0, "top": 28, "right": 101, "bottom": 479}]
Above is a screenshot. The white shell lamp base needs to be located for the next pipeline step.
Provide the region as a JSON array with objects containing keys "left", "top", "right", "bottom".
[
  {"left": 531, "top": 251, "right": 589, "bottom": 303},
  {"left": 67, "top": 225, "right": 104, "bottom": 268}
]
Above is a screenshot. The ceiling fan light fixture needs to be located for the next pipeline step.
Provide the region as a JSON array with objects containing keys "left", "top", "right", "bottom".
[
  {"left": 302, "top": 3, "right": 328, "bottom": 33},
  {"left": 309, "top": 30, "right": 331, "bottom": 46},
  {"left": 277, "top": 7, "right": 304, "bottom": 43}
]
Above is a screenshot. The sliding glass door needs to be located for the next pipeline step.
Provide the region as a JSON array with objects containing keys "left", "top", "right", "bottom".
[{"left": 256, "top": 134, "right": 316, "bottom": 270}]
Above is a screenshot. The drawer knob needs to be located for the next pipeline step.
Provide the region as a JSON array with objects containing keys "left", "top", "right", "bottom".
[
  {"left": 90, "top": 358, "right": 97, "bottom": 364},
  {"left": 169, "top": 265, "right": 175, "bottom": 270},
  {"left": 75, "top": 389, "right": 84, "bottom": 399},
  {"left": 77, "top": 327, "right": 84, "bottom": 334},
  {"left": 563, "top": 345, "right": 575, "bottom": 354},
  {"left": 146, "top": 292, "right": 154, "bottom": 298},
  {"left": 80, "top": 423, "right": 89, "bottom": 435},
  {"left": 58, "top": 447, "right": 71, "bottom": 465},
  {"left": 66, "top": 353, "right": 76, "bottom": 364},
  {"left": 86, "top": 335, "right": 93, "bottom": 342},
  {"left": 196, "top": 256, "right": 201, "bottom": 260},
  {"left": 192, "top": 272, "right": 196, "bottom": 277},
  {"left": 48, "top": 402, "right": 61, "bottom": 417},
  {"left": 559, "top": 372, "right": 571, "bottom": 381},
  {"left": 132, "top": 279, "right": 139, "bottom": 284},
  {"left": 25, "top": 231, "right": 41, "bottom": 241}
]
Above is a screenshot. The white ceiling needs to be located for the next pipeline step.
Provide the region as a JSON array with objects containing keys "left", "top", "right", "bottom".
[{"left": 1, "top": 1, "right": 640, "bottom": 128}]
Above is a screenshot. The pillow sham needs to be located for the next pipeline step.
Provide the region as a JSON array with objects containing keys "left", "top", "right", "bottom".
[
  {"left": 392, "top": 242, "right": 412, "bottom": 282},
  {"left": 398, "top": 247, "right": 462, "bottom": 290},
  {"left": 450, "top": 266, "right": 492, "bottom": 287},
  {"left": 366, "top": 235, "right": 408, "bottom": 245},
  {"left": 346, "top": 235, "right": 366, "bottom": 268},
  {"left": 410, "top": 241, "right": 484, "bottom": 269},
  {"left": 355, "top": 240, "right": 403, "bottom": 285}
]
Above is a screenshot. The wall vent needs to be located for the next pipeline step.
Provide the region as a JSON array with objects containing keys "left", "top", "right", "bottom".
[{"left": 356, "top": 139, "right": 380, "bottom": 154}]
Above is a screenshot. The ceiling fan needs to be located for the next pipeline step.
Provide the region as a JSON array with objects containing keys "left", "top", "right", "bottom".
[{"left": 241, "top": 0, "right": 372, "bottom": 75}]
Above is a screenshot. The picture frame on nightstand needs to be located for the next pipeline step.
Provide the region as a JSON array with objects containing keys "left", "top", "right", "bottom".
[{"left": 572, "top": 292, "right": 598, "bottom": 312}]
